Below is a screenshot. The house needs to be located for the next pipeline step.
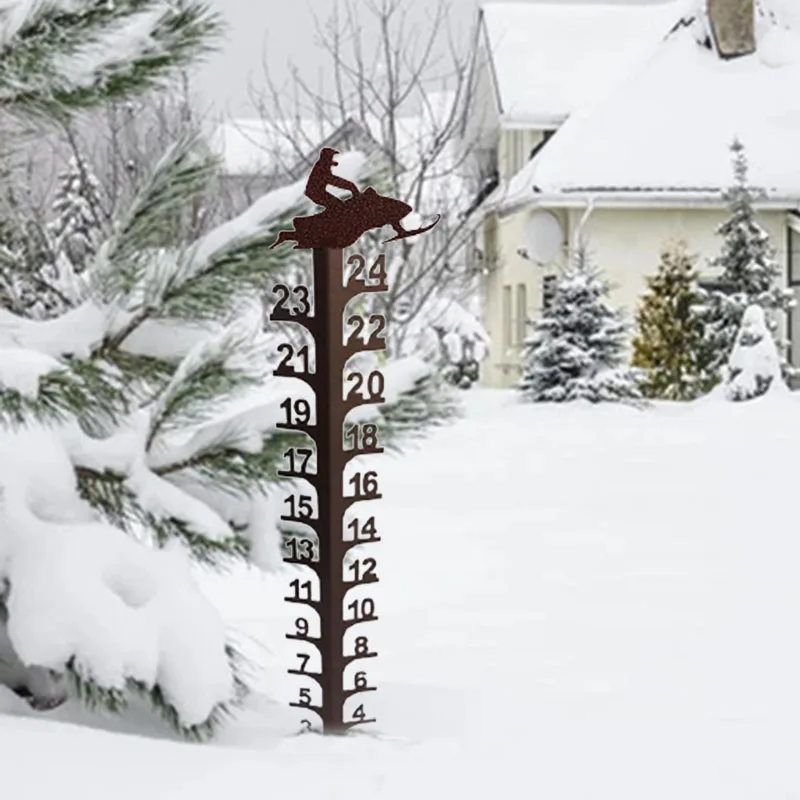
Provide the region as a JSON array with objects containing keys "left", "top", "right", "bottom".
[
  {"left": 209, "top": 90, "right": 462, "bottom": 219},
  {"left": 207, "top": 93, "right": 482, "bottom": 354},
  {"left": 461, "top": 0, "right": 800, "bottom": 389},
  {"left": 208, "top": 115, "right": 390, "bottom": 220}
]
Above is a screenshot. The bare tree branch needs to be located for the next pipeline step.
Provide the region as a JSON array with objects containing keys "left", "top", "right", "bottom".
[{"left": 243, "top": 0, "right": 481, "bottom": 357}]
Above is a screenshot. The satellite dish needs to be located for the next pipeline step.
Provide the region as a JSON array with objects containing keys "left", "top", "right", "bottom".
[{"left": 523, "top": 210, "right": 564, "bottom": 265}]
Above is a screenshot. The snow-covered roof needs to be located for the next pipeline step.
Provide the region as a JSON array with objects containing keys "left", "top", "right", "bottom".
[
  {"left": 480, "top": 0, "right": 687, "bottom": 127},
  {"left": 490, "top": 0, "right": 800, "bottom": 209},
  {"left": 209, "top": 117, "right": 337, "bottom": 175},
  {"left": 210, "top": 91, "right": 460, "bottom": 177},
  {"left": 208, "top": 92, "right": 466, "bottom": 214}
]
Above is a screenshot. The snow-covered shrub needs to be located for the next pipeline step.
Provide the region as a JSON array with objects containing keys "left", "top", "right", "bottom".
[
  {"left": 438, "top": 328, "right": 485, "bottom": 389},
  {"left": 400, "top": 292, "right": 488, "bottom": 389},
  {"left": 723, "top": 304, "right": 787, "bottom": 400},
  {"left": 518, "top": 246, "right": 642, "bottom": 403}
]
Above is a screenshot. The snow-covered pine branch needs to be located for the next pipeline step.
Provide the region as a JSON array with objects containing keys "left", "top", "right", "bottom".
[{"left": 0, "top": 0, "right": 223, "bottom": 121}]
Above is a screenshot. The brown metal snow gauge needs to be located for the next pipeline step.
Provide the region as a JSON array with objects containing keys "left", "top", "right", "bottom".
[{"left": 269, "top": 146, "right": 439, "bottom": 734}]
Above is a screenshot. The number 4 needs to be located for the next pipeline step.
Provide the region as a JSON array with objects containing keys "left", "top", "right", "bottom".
[{"left": 368, "top": 254, "right": 387, "bottom": 283}]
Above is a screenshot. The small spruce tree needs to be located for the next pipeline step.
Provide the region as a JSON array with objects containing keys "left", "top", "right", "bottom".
[
  {"left": 631, "top": 241, "right": 712, "bottom": 400},
  {"left": 723, "top": 304, "right": 787, "bottom": 401},
  {"left": 518, "top": 245, "right": 642, "bottom": 403},
  {"left": 48, "top": 154, "right": 104, "bottom": 274},
  {"left": 700, "top": 138, "right": 795, "bottom": 383}
]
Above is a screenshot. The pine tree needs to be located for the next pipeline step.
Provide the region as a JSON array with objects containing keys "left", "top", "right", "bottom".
[
  {"left": 631, "top": 242, "right": 713, "bottom": 400},
  {"left": 49, "top": 154, "right": 104, "bottom": 275},
  {"left": 723, "top": 304, "right": 787, "bottom": 401},
  {"left": 699, "top": 138, "right": 795, "bottom": 384},
  {"left": 518, "top": 245, "right": 642, "bottom": 403}
]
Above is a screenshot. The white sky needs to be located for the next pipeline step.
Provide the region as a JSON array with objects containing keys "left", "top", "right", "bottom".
[{"left": 194, "top": 0, "right": 665, "bottom": 119}]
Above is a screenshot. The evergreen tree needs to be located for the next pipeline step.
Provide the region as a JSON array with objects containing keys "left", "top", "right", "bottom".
[
  {"left": 631, "top": 242, "right": 712, "bottom": 400},
  {"left": 0, "top": 216, "right": 64, "bottom": 319},
  {"left": 699, "top": 138, "right": 795, "bottom": 383},
  {"left": 49, "top": 154, "right": 104, "bottom": 275},
  {"left": 723, "top": 304, "right": 787, "bottom": 401},
  {"left": 518, "top": 245, "right": 642, "bottom": 403}
]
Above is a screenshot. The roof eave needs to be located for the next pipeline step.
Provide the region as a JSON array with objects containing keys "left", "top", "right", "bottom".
[
  {"left": 499, "top": 115, "right": 566, "bottom": 131},
  {"left": 492, "top": 189, "right": 800, "bottom": 215}
]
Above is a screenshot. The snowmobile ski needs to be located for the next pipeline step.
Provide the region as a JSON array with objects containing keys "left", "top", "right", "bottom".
[{"left": 382, "top": 214, "right": 441, "bottom": 243}]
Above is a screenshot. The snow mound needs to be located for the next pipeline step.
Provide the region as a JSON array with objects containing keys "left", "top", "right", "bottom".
[
  {"left": 0, "top": 425, "right": 234, "bottom": 728},
  {"left": 758, "top": 26, "right": 796, "bottom": 67},
  {"left": 0, "top": 347, "right": 63, "bottom": 397},
  {"left": 724, "top": 304, "right": 787, "bottom": 401}
]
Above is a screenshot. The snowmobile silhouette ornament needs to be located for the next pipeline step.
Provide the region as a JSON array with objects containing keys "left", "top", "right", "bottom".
[
  {"left": 269, "top": 147, "right": 440, "bottom": 250},
  {"left": 270, "top": 147, "right": 439, "bottom": 737}
]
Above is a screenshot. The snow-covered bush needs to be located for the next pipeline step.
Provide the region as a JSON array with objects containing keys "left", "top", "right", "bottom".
[
  {"left": 518, "top": 246, "right": 642, "bottom": 403},
  {"left": 400, "top": 292, "right": 488, "bottom": 389},
  {"left": 438, "top": 329, "right": 485, "bottom": 389},
  {"left": 723, "top": 304, "right": 787, "bottom": 401}
]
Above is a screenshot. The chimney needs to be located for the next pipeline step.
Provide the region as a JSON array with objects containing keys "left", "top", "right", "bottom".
[{"left": 707, "top": 0, "right": 756, "bottom": 59}]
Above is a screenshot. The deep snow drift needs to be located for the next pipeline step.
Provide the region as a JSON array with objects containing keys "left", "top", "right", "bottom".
[{"left": 2, "top": 388, "right": 800, "bottom": 798}]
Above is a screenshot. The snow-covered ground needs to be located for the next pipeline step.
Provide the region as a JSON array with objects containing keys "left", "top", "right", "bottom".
[{"left": 3, "top": 388, "right": 800, "bottom": 798}]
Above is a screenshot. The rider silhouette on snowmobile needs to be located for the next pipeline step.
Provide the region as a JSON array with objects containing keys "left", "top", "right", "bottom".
[
  {"left": 305, "top": 147, "right": 359, "bottom": 210},
  {"left": 269, "top": 146, "right": 440, "bottom": 249}
]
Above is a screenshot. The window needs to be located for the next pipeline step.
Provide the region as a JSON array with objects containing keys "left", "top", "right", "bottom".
[
  {"left": 476, "top": 146, "right": 498, "bottom": 184},
  {"left": 505, "top": 131, "right": 528, "bottom": 176},
  {"left": 484, "top": 216, "right": 498, "bottom": 271},
  {"left": 515, "top": 132, "right": 527, "bottom": 172},
  {"left": 516, "top": 283, "right": 527, "bottom": 344},
  {"left": 542, "top": 275, "right": 557, "bottom": 313},
  {"left": 502, "top": 285, "right": 512, "bottom": 353},
  {"left": 786, "top": 223, "right": 800, "bottom": 368},
  {"left": 789, "top": 226, "right": 800, "bottom": 285}
]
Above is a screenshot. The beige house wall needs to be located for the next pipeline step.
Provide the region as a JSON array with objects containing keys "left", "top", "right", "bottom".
[
  {"left": 480, "top": 206, "right": 571, "bottom": 388},
  {"left": 480, "top": 205, "right": 794, "bottom": 389}
]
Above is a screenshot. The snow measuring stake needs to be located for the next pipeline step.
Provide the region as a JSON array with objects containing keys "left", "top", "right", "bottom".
[{"left": 269, "top": 147, "right": 439, "bottom": 734}]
